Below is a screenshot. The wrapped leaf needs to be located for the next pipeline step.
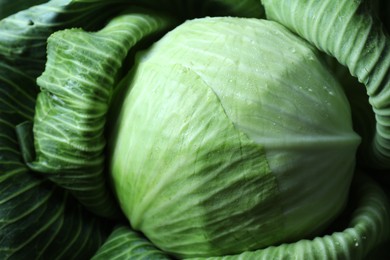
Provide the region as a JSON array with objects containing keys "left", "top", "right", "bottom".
[{"left": 261, "top": 0, "right": 390, "bottom": 169}]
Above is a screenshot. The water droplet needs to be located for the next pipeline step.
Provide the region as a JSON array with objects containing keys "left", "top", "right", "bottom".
[
  {"left": 179, "top": 66, "right": 190, "bottom": 74},
  {"left": 355, "top": 242, "right": 359, "bottom": 247},
  {"left": 308, "top": 88, "right": 313, "bottom": 92},
  {"left": 328, "top": 91, "right": 335, "bottom": 96}
]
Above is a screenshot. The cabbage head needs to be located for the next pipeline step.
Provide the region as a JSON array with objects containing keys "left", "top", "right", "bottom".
[{"left": 109, "top": 17, "right": 361, "bottom": 258}]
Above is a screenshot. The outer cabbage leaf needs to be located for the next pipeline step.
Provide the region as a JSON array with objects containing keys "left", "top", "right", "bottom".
[
  {"left": 17, "top": 9, "right": 179, "bottom": 219},
  {"left": 109, "top": 17, "right": 360, "bottom": 258},
  {"left": 0, "top": 126, "right": 110, "bottom": 259},
  {"left": 0, "top": 0, "right": 134, "bottom": 257},
  {"left": 0, "top": 0, "right": 48, "bottom": 20},
  {"left": 0, "top": 36, "right": 109, "bottom": 260},
  {"left": 261, "top": 0, "right": 390, "bottom": 169},
  {"left": 0, "top": 0, "right": 131, "bottom": 127},
  {"left": 91, "top": 226, "right": 171, "bottom": 260},
  {"left": 0, "top": 0, "right": 124, "bottom": 67}
]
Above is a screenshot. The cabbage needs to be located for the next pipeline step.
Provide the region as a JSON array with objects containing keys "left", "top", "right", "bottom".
[
  {"left": 1, "top": 0, "right": 390, "bottom": 259},
  {"left": 109, "top": 17, "right": 360, "bottom": 257}
]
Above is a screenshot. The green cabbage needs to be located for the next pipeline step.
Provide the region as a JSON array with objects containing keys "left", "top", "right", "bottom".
[
  {"left": 109, "top": 17, "right": 361, "bottom": 258},
  {"left": 1, "top": 0, "right": 389, "bottom": 259}
]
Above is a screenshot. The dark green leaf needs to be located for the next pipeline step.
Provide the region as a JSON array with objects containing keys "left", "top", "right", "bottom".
[
  {"left": 21, "top": 9, "right": 178, "bottom": 219},
  {"left": 0, "top": 0, "right": 48, "bottom": 20}
]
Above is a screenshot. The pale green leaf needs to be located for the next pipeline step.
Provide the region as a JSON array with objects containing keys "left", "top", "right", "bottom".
[
  {"left": 92, "top": 226, "right": 171, "bottom": 260},
  {"left": 188, "top": 173, "right": 390, "bottom": 260},
  {"left": 261, "top": 0, "right": 390, "bottom": 169}
]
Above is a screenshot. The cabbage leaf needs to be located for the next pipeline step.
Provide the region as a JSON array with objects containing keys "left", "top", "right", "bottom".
[{"left": 261, "top": 0, "right": 390, "bottom": 169}]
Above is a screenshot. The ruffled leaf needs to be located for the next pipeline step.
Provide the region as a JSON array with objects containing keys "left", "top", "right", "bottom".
[
  {"left": 18, "top": 9, "right": 178, "bottom": 219},
  {"left": 91, "top": 226, "right": 171, "bottom": 260},
  {"left": 0, "top": 51, "right": 110, "bottom": 260},
  {"left": 261, "top": 0, "right": 390, "bottom": 169}
]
